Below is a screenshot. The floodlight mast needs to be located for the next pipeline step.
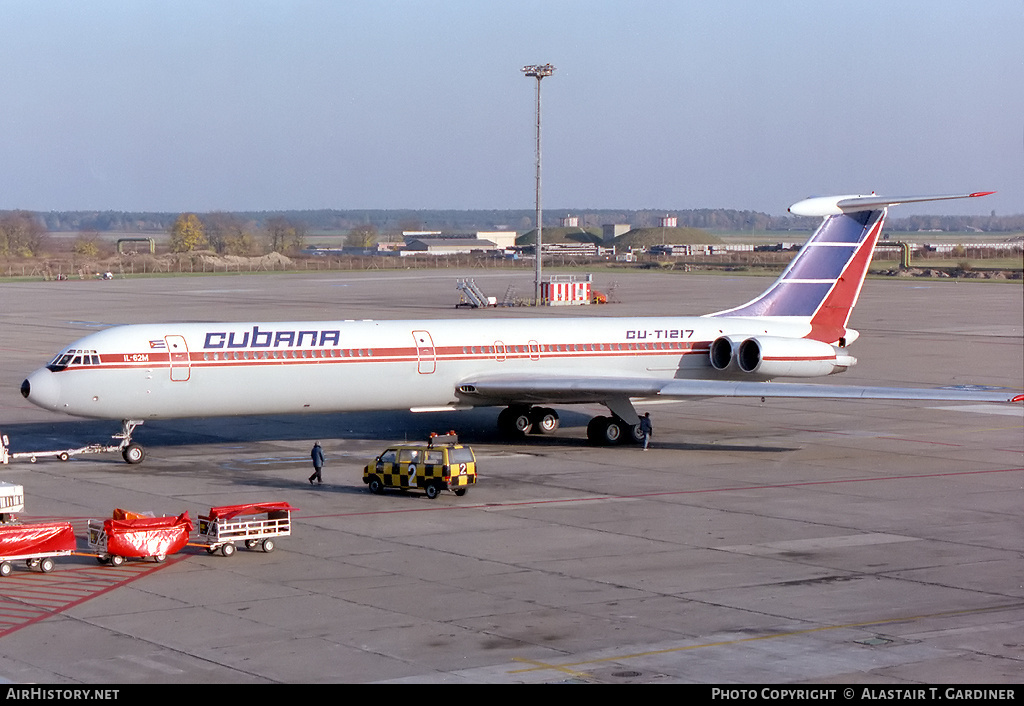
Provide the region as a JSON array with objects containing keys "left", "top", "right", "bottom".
[{"left": 522, "top": 63, "right": 555, "bottom": 305}]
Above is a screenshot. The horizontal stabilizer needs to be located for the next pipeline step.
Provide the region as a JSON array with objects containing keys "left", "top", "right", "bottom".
[{"left": 789, "top": 191, "right": 995, "bottom": 217}]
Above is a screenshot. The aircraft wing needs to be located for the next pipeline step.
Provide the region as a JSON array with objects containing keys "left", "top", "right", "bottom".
[{"left": 457, "top": 375, "right": 1024, "bottom": 406}]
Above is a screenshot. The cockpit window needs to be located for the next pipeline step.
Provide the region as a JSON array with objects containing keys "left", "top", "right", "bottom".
[{"left": 47, "top": 349, "right": 99, "bottom": 372}]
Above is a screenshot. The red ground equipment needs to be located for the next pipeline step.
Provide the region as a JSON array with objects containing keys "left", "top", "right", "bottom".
[
  {"left": 0, "top": 521, "right": 76, "bottom": 576},
  {"left": 198, "top": 502, "right": 297, "bottom": 557},
  {"left": 88, "top": 511, "right": 193, "bottom": 566}
]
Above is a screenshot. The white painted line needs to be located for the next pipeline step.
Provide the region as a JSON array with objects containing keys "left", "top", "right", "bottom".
[{"left": 930, "top": 404, "right": 1024, "bottom": 417}]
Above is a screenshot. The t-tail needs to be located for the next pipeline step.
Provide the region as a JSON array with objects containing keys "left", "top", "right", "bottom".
[{"left": 707, "top": 191, "right": 996, "bottom": 345}]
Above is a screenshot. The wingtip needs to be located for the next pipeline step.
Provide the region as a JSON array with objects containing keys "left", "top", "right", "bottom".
[{"left": 969, "top": 191, "right": 997, "bottom": 198}]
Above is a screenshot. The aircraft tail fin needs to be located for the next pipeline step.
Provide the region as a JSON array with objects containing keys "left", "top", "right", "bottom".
[{"left": 707, "top": 192, "right": 995, "bottom": 343}]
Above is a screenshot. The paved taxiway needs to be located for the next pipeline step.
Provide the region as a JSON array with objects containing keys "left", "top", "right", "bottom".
[{"left": 0, "top": 269, "right": 1020, "bottom": 683}]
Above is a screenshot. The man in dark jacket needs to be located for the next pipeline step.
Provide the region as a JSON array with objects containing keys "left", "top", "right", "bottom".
[
  {"left": 639, "top": 413, "right": 653, "bottom": 451},
  {"left": 309, "top": 442, "right": 325, "bottom": 485}
]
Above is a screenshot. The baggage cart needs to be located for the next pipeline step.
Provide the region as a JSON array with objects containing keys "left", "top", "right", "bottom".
[
  {"left": 0, "top": 521, "right": 75, "bottom": 576},
  {"left": 198, "top": 502, "right": 297, "bottom": 557},
  {"left": 88, "top": 511, "right": 193, "bottom": 566},
  {"left": 0, "top": 482, "right": 25, "bottom": 523}
]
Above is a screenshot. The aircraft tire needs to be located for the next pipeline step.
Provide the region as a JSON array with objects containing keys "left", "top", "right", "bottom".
[
  {"left": 122, "top": 443, "right": 145, "bottom": 465},
  {"left": 587, "top": 416, "right": 625, "bottom": 446},
  {"left": 498, "top": 407, "right": 532, "bottom": 437},
  {"left": 530, "top": 407, "right": 560, "bottom": 434}
]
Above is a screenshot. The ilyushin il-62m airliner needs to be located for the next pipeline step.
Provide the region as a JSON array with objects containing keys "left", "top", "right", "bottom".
[{"left": 20, "top": 192, "right": 1022, "bottom": 463}]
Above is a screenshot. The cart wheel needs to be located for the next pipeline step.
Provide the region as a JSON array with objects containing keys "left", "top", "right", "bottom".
[
  {"left": 220, "top": 543, "right": 235, "bottom": 557},
  {"left": 425, "top": 483, "right": 440, "bottom": 499},
  {"left": 0, "top": 562, "right": 10, "bottom": 577},
  {"left": 206, "top": 547, "right": 217, "bottom": 555},
  {"left": 109, "top": 555, "right": 125, "bottom": 567},
  {"left": 154, "top": 554, "right": 166, "bottom": 563},
  {"left": 40, "top": 557, "right": 55, "bottom": 573},
  {"left": 59, "top": 452, "right": 70, "bottom": 462},
  {"left": 97, "top": 556, "right": 108, "bottom": 564},
  {"left": 261, "top": 538, "right": 275, "bottom": 553},
  {"left": 245, "top": 539, "right": 259, "bottom": 550},
  {"left": 454, "top": 488, "right": 467, "bottom": 497},
  {"left": 27, "top": 559, "right": 38, "bottom": 568}
]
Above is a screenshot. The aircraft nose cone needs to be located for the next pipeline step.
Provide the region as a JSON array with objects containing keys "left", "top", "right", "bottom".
[{"left": 21, "top": 368, "right": 62, "bottom": 411}]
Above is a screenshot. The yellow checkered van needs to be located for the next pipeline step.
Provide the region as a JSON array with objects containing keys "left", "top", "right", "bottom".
[{"left": 363, "top": 432, "right": 476, "bottom": 499}]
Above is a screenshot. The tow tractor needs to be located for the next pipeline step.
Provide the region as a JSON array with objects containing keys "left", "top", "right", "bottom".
[{"left": 1, "top": 422, "right": 145, "bottom": 465}]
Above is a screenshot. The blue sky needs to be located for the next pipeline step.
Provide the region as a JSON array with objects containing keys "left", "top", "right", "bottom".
[{"left": 0, "top": 1, "right": 1020, "bottom": 216}]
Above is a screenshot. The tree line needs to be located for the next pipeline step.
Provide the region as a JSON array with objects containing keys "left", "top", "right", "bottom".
[
  {"left": 28, "top": 208, "right": 1024, "bottom": 235},
  {"left": 3, "top": 207, "right": 1022, "bottom": 259}
]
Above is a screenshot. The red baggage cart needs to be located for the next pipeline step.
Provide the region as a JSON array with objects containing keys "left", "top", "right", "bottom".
[
  {"left": 88, "top": 512, "right": 193, "bottom": 566},
  {"left": 198, "top": 502, "right": 297, "bottom": 556},
  {"left": 0, "top": 521, "right": 76, "bottom": 575}
]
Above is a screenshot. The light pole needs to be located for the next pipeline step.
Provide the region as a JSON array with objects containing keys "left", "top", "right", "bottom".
[{"left": 522, "top": 63, "right": 554, "bottom": 305}]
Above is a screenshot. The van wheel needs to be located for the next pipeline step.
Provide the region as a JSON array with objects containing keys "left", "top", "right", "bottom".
[
  {"left": 454, "top": 488, "right": 467, "bottom": 497},
  {"left": 368, "top": 476, "right": 384, "bottom": 494},
  {"left": 425, "top": 483, "right": 440, "bottom": 499}
]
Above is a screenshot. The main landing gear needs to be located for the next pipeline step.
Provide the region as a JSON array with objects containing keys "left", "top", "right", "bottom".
[
  {"left": 496, "top": 405, "right": 644, "bottom": 446},
  {"left": 586, "top": 415, "right": 645, "bottom": 446},
  {"left": 496, "top": 406, "right": 560, "bottom": 437}
]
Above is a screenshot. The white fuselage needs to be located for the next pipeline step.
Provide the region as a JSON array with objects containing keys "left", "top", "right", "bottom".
[{"left": 23, "top": 314, "right": 812, "bottom": 421}]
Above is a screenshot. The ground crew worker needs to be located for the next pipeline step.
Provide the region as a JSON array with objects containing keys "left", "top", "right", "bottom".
[
  {"left": 309, "top": 442, "right": 325, "bottom": 485},
  {"left": 639, "top": 413, "right": 653, "bottom": 450}
]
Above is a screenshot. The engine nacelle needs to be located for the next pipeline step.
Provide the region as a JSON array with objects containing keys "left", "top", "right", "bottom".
[
  {"left": 709, "top": 336, "right": 742, "bottom": 371},
  {"left": 736, "top": 336, "right": 856, "bottom": 377}
]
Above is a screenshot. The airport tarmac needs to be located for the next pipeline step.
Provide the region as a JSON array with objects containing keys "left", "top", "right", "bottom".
[{"left": 0, "top": 269, "right": 1020, "bottom": 684}]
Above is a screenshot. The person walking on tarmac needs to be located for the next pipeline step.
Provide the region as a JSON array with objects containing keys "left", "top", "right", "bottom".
[
  {"left": 309, "top": 442, "right": 325, "bottom": 485},
  {"left": 639, "top": 413, "right": 653, "bottom": 451}
]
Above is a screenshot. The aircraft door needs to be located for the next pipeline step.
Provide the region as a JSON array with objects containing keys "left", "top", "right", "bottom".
[
  {"left": 412, "top": 330, "right": 436, "bottom": 374},
  {"left": 165, "top": 335, "right": 191, "bottom": 382}
]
